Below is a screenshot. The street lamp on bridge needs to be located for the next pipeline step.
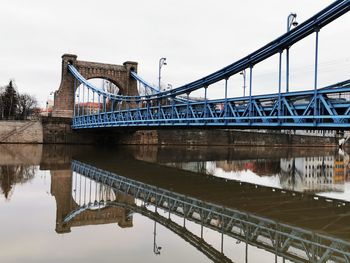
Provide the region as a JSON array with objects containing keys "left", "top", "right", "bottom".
[
  {"left": 240, "top": 70, "right": 246, "bottom": 97},
  {"left": 286, "top": 13, "right": 298, "bottom": 93},
  {"left": 287, "top": 13, "right": 298, "bottom": 32},
  {"left": 158, "top": 57, "right": 167, "bottom": 92}
]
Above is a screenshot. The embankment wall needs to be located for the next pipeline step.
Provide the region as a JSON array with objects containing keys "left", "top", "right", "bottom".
[
  {"left": 0, "top": 120, "right": 43, "bottom": 143},
  {"left": 0, "top": 118, "right": 338, "bottom": 146},
  {"left": 119, "top": 129, "right": 337, "bottom": 147}
]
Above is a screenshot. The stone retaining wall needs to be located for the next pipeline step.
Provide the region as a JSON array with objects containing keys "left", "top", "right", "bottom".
[
  {"left": 119, "top": 129, "right": 337, "bottom": 147},
  {"left": 0, "top": 120, "right": 43, "bottom": 143},
  {"left": 0, "top": 118, "right": 339, "bottom": 146},
  {"left": 41, "top": 117, "right": 99, "bottom": 144}
]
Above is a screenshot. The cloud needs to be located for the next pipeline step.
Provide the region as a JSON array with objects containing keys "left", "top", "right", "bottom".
[{"left": 0, "top": 0, "right": 348, "bottom": 106}]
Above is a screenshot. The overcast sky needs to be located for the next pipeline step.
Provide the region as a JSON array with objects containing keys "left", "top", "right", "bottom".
[{"left": 0, "top": 0, "right": 349, "bottom": 106}]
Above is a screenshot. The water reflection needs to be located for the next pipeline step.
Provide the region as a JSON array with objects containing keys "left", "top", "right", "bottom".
[
  {"left": 0, "top": 165, "right": 36, "bottom": 199},
  {"left": 52, "top": 169, "right": 133, "bottom": 234},
  {"left": 1, "top": 144, "right": 350, "bottom": 262},
  {"left": 152, "top": 148, "right": 350, "bottom": 199},
  {"left": 67, "top": 160, "right": 350, "bottom": 263}
]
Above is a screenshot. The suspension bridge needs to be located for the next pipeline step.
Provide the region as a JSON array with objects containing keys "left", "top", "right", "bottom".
[
  {"left": 50, "top": 0, "right": 350, "bottom": 131},
  {"left": 63, "top": 160, "right": 350, "bottom": 263}
]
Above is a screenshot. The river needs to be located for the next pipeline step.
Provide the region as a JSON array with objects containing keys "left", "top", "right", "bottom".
[{"left": 0, "top": 144, "right": 349, "bottom": 263}]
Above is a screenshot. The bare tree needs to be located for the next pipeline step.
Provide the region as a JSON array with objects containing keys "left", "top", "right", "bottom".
[{"left": 17, "top": 93, "right": 38, "bottom": 120}]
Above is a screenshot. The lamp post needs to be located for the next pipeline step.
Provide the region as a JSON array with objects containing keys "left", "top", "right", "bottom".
[
  {"left": 158, "top": 57, "right": 167, "bottom": 92},
  {"left": 240, "top": 70, "right": 246, "bottom": 97},
  {"left": 286, "top": 13, "right": 298, "bottom": 92},
  {"left": 46, "top": 91, "right": 54, "bottom": 116}
]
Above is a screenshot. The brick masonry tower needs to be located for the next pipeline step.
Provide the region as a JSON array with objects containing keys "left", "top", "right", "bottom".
[{"left": 52, "top": 54, "right": 138, "bottom": 118}]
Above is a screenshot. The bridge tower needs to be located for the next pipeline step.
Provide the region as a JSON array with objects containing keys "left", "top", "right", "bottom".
[{"left": 52, "top": 54, "right": 138, "bottom": 118}]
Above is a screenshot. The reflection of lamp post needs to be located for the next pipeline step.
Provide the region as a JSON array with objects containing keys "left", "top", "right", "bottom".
[
  {"left": 158, "top": 57, "right": 167, "bottom": 92},
  {"left": 240, "top": 70, "right": 246, "bottom": 97},
  {"left": 153, "top": 205, "right": 162, "bottom": 255},
  {"left": 286, "top": 13, "right": 298, "bottom": 92},
  {"left": 153, "top": 221, "right": 162, "bottom": 255}
]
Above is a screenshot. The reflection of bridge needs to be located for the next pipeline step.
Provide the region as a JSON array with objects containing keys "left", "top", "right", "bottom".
[
  {"left": 64, "top": 200, "right": 233, "bottom": 263},
  {"left": 50, "top": 169, "right": 133, "bottom": 234},
  {"left": 71, "top": 160, "right": 350, "bottom": 263},
  {"left": 52, "top": 1, "right": 350, "bottom": 130}
]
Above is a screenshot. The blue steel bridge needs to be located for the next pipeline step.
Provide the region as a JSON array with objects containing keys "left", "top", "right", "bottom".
[{"left": 69, "top": 0, "right": 350, "bottom": 130}]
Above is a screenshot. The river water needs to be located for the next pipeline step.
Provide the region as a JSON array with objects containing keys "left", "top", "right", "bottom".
[{"left": 0, "top": 144, "right": 349, "bottom": 263}]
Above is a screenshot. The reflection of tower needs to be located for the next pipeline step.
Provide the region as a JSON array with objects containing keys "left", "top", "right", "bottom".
[
  {"left": 50, "top": 169, "right": 135, "bottom": 234},
  {"left": 50, "top": 169, "right": 75, "bottom": 233}
]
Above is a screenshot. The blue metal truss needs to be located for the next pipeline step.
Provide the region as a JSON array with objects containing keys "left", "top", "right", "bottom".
[
  {"left": 72, "top": 80, "right": 350, "bottom": 129},
  {"left": 70, "top": 0, "right": 350, "bottom": 130}
]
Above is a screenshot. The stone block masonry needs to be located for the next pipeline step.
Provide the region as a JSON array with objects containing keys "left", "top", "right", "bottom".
[
  {"left": 0, "top": 118, "right": 338, "bottom": 147},
  {"left": 52, "top": 54, "right": 138, "bottom": 118},
  {"left": 42, "top": 117, "right": 102, "bottom": 144},
  {"left": 0, "top": 120, "right": 43, "bottom": 143},
  {"left": 118, "top": 129, "right": 337, "bottom": 147}
]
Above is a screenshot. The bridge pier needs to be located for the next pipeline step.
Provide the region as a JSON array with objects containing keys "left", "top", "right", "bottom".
[{"left": 52, "top": 54, "right": 138, "bottom": 118}]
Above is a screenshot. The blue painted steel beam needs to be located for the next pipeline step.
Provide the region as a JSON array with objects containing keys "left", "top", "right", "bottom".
[{"left": 72, "top": 86, "right": 350, "bottom": 130}]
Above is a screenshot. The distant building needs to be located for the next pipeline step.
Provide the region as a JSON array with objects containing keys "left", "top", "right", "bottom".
[{"left": 76, "top": 102, "right": 102, "bottom": 114}]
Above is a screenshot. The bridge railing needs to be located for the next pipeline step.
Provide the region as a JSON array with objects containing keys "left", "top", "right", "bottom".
[{"left": 72, "top": 84, "right": 350, "bottom": 129}]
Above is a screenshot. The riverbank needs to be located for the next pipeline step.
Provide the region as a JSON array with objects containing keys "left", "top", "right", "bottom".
[{"left": 0, "top": 118, "right": 340, "bottom": 146}]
